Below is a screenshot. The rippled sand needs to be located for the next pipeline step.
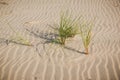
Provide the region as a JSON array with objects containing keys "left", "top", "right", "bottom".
[{"left": 0, "top": 0, "right": 120, "bottom": 80}]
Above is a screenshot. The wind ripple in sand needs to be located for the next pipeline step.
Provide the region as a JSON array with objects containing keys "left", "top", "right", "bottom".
[
  {"left": 13, "top": 48, "right": 33, "bottom": 80},
  {"left": 13, "top": 58, "right": 32, "bottom": 80},
  {"left": 7, "top": 47, "right": 28, "bottom": 80},
  {"left": 68, "top": 65, "right": 72, "bottom": 80},
  {"left": 0, "top": 0, "right": 120, "bottom": 80},
  {"left": 59, "top": 65, "right": 64, "bottom": 80},
  {"left": 31, "top": 60, "right": 40, "bottom": 80},
  {"left": 42, "top": 60, "right": 48, "bottom": 80},
  {"left": 81, "top": 57, "right": 90, "bottom": 80},
  {"left": 109, "top": 54, "right": 119, "bottom": 80},
  {"left": 0, "top": 46, "right": 14, "bottom": 68},
  {"left": 50, "top": 64, "right": 55, "bottom": 80},
  {"left": 1, "top": 46, "right": 20, "bottom": 80},
  {"left": 76, "top": 64, "right": 80, "bottom": 80},
  {"left": 96, "top": 57, "right": 102, "bottom": 80},
  {"left": 105, "top": 55, "right": 110, "bottom": 80},
  {"left": 87, "top": 57, "right": 96, "bottom": 80}
]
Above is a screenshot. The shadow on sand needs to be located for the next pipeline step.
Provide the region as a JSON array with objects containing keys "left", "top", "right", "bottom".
[{"left": 25, "top": 28, "right": 85, "bottom": 55}]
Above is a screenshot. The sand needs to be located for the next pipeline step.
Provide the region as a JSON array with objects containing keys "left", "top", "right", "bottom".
[{"left": 0, "top": 0, "right": 120, "bottom": 80}]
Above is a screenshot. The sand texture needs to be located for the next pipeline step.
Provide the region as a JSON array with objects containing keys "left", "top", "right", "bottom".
[{"left": 0, "top": 0, "right": 120, "bottom": 80}]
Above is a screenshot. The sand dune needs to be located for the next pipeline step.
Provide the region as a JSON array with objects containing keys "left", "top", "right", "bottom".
[{"left": 0, "top": 0, "right": 120, "bottom": 80}]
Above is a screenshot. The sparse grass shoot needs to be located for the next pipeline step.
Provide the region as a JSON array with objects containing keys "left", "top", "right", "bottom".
[
  {"left": 7, "top": 23, "right": 33, "bottom": 46},
  {"left": 79, "top": 21, "right": 93, "bottom": 54}
]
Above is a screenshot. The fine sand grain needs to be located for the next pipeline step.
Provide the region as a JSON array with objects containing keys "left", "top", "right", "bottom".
[{"left": 0, "top": 0, "right": 120, "bottom": 80}]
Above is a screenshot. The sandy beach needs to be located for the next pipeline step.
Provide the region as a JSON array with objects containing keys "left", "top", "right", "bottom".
[{"left": 0, "top": 0, "right": 120, "bottom": 80}]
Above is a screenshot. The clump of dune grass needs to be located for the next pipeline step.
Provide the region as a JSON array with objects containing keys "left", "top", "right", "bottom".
[
  {"left": 51, "top": 13, "right": 81, "bottom": 45},
  {"left": 7, "top": 23, "right": 33, "bottom": 46},
  {"left": 79, "top": 21, "right": 93, "bottom": 55}
]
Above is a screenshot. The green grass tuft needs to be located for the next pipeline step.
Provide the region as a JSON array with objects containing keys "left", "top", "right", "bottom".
[
  {"left": 51, "top": 12, "right": 80, "bottom": 45},
  {"left": 79, "top": 21, "right": 93, "bottom": 54}
]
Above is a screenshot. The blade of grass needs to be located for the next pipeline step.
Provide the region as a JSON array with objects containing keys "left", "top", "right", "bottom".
[{"left": 79, "top": 21, "right": 93, "bottom": 54}]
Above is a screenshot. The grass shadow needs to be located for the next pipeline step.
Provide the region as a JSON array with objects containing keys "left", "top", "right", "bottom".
[
  {"left": 25, "top": 28, "right": 59, "bottom": 44},
  {"left": 25, "top": 28, "right": 86, "bottom": 55},
  {"left": 64, "top": 46, "right": 86, "bottom": 54}
]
